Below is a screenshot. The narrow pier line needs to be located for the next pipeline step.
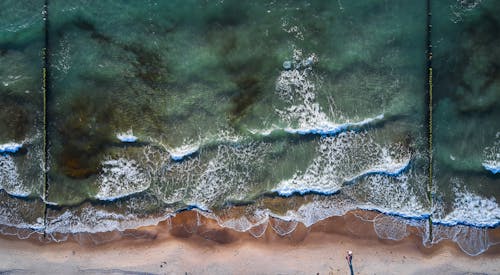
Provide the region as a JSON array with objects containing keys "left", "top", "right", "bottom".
[
  {"left": 42, "top": 0, "right": 50, "bottom": 238},
  {"left": 426, "top": 0, "right": 434, "bottom": 241}
]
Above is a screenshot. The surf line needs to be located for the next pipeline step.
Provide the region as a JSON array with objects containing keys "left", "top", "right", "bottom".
[
  {"left": 42, "top": 0, "right": 50, "bottom": 238},
  {"left": 426, "top": 0, "right": 434, "bottom": 241}
]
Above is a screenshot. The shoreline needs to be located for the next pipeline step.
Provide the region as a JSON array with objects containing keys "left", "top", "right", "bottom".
[{"left": 1, "top": 209, "right": 499, "bottom": 274}]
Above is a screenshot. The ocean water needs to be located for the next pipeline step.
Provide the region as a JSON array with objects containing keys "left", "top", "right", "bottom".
[
  {"left": 431, "top": 0, "right": 500, "bottom": 231},
  {"left": 0, "top": 0, "right": 498, "bottom": 255}
]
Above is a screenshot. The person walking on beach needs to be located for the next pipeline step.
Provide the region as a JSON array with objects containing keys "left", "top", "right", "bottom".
[{"left": 345, "top": 250, "right": 354, "bottom": 275}]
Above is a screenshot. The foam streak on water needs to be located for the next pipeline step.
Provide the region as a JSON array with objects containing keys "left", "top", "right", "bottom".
[
  {"left": 435, "top": 182, "right": 500, "bottom": 227},
  {"left": 0, "top": 155, "right": 30, "bottom": 197},
  {"left": 116, "top": 130, "right": 138, "bottom": 143},
  {"left": 273, "top": 131, "right": 412, "bottom": 196},
  {"left": 274, "top": 49, "right": 387, "bottom": 137},
  {"left": 46, "top": 206, "right": 166, "bottom": 235},
  {"left": 95, "top": 158, "right": 150, "bottom": 201},
  {"left": 188, "top": 142, "right": 270, "bottom": 209},
  {"left": 352, "top": 174, "right": 429, "bottom": 219},
  {"left": 249, "top": 114, "right": 384, "bottom": 137},
  {"left": 275, "top": 50, "right": 330, "bottom": 130},
  {"left": 169, "top": 144, "right": 200, "bottom": 161},
  {"left": 0, "top": 192, "right": 44, "bottom": 232},
  {"left": 482, "top": 132, "right": 499, "bottom": 174}
]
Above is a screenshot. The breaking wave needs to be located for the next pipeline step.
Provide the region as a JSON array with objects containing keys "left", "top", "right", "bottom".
[
  {"left": 169, "top": 144, "right": 200, "bottom": 161},
  {"left": 482, "top": 132, "right": 499, "bottom": 174},
  {"left": 0, "top": 194, "right": 44, "bottom": 232},
  {"left": 0, "top": 155, "right": 31, "bottom": 197},
  {"left": 273, "top": 131, "right": 412, "bottom": 196},
  {"left": 434, "top": 182, "right": 500, "bottom": 228},
  {"left": 95, "top": 158, "right": 150, "bottom": 201},
  {"left": 274, "top": 49, "right": 386, "bottom": 137},
  {"left": 430, "top": 224, "right": 494, "bottom": 256},
  {"left": 45, "top": 205, "right": 166, "bottom": 235},
  {"left": 0, "top": 142, "right": 23, "bottom": 153},
  {"left": 116, "top": 130, "right": 138, "bottom": 143}
]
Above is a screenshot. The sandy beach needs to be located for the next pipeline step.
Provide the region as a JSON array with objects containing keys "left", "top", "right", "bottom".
[{"left": 0, "top": 210, "right": 498, "bottom": 275}]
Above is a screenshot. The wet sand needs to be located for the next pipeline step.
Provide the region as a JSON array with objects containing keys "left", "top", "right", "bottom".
[{"left": 0, "top": 210, "right": 499, "bottom": 274}]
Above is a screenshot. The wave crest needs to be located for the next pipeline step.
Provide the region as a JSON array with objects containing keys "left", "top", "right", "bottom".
[
  {"left": 273, "top": 131, "right": 412, "bottom": 196},
  {"left": 482, "top": 132, "right": 499, "bottom": 174}
]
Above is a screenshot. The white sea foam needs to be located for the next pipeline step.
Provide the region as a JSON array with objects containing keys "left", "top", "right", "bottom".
[
  {"left": 0, "top": 155, "right": 30, "bottom": 197},
  {"left": 275, "top": 50, "right": 383, "bottom": 136},
  {"left": 198, "top": 209, "right": 270, "bottom": 233},
  {"left": 270, "top": 219, "right": 298, "bottom": 236},
  {"left": 273, "top": 131, "right": 412, "bottom": 196},
  {"left": 53, "top": 36, "right": 72, "bottom": 77},
  {"left": 153, "top": 155, "right": 201, "bottom": 205},
  {"left": 344, "top": 151, "right": 410, "bottom": 182},
  {"left": 188, "top": 142, "right": 270, "bottom": 209},
  {"left": 248, "top": 115, "right": 384, "bottom": 137},
  {"left": 199, "top": 200, "right": 420, "bottom": 242},
  {"left": 45, "top": 206, "right": 167, "bottom": 234},
  {"left": 450, "top": 0, "right": 483, "bottom": 23},
  {"left": 169, "top": 144, "right": 200, "bottom": 161},
  {"left": 271, "top": 173, "right": 428, "bottom": 228},
  {"left": 482, "top": 132, "right": 499, "bottom": 174},
  {"left": 0, "top": 142, "right": 23, "bottom": 153},
  {"left": 116, "top": 130, "right": 138, "bottom": 143},
  {"left": 373, "top": 215, "right": 409, "bottom": 241},
  {"left": 431, "top": 224, "right": 491, "bottom": 256},
  {"left": 152, "top": 141, "right": 269, "bottom": 208},
  {"left": 435, "top": 184, "right": 500, "bottom": 227},
  {"left": 0, "top": 195, "right": 44, "bottom": 232},
  {"left": 275, "top": 52, "right": 329, "bottom": 130},
  {"left": 283, "top": 114, "right": 384, "bottom": 135},
  {"left": 219, "top": 216, "right": 257, "bottom": 232},
  {"left": 351, "top": 173, "right": 429, "bottom": 219},
  {"left": 272, "top": 198, "right": 355, "bottom": 227},
  {"left": 247, "top": 127, "right": 278, "bottom": 136},
  {"left": 483, "top": 163, "right": 500, "bottom": 174},
  {"left": 95, "top": 158, "right": 150, "bottom": 201},
  {"left": 1, "top": 75, "right": 23, "bottom": 88}
]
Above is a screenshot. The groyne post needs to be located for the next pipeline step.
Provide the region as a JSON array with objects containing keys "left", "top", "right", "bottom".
[
  {"left": 426, "top": 0, "right": 434, "bottom": 241},
  {"left": 42, "top": 0, "right": 50, "bottom": 238}
]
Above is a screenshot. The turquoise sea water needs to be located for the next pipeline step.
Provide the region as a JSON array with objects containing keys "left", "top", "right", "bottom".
[{"left": 0, "top": 0, "right": 498, "bottom": 255}]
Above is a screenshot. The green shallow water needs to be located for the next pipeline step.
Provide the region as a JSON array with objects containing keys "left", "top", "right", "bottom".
[
  {"left": 0, "top": 0, "right": 498, "bottom": 255},
  {"left": 432, "top": 0, "right": 500, "bottom": 225},
  {"left": 41, "top": 0, "right": 429, "bottom": 206}
]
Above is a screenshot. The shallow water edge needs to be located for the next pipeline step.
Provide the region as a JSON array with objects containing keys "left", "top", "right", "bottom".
[{"left": 1, "top": 208, "right": 498, "bottom": 257}]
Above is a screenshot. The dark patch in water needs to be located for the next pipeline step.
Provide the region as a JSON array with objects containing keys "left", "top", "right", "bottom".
[
  {"left": 122, "top": 44, "right": 168, "bottom": 88},
  {"left": 204, "top": 1, "right": 248, "bottom": 28},
  {"left": 229, "top": 76, "right": 262, "bottom": 121},
  {"left": 73, "top": 17, "right": 113, "bottom": 44},
  {"left": 73, "top": 17, "right": 97, "bottom": 32},
  {"left": 213, "top": 32, "right": 268, "bottom": 123},
  {"left": 435, "top": 6, "right": 500, "bottom": 115},
  {"left": 0, "top": 92, "right": 33, "bottom": 140},
  {"left": 90, "top": 31, "right": 113, "bottom": 44},
  {"left": 59, "top": 16, "right": 169, "bottom": 90},
  {"left": 54, "top": 96, "right": 114, "bottom": 179}
]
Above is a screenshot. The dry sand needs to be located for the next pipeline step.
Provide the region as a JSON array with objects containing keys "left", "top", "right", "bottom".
[{"left": 0, "top": 211, "right": 498, "bottom": 275}]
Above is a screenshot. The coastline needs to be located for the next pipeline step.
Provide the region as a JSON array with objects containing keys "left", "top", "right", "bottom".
[{"left": 0, "top": 210, "right": 499, "bottom": 274}]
